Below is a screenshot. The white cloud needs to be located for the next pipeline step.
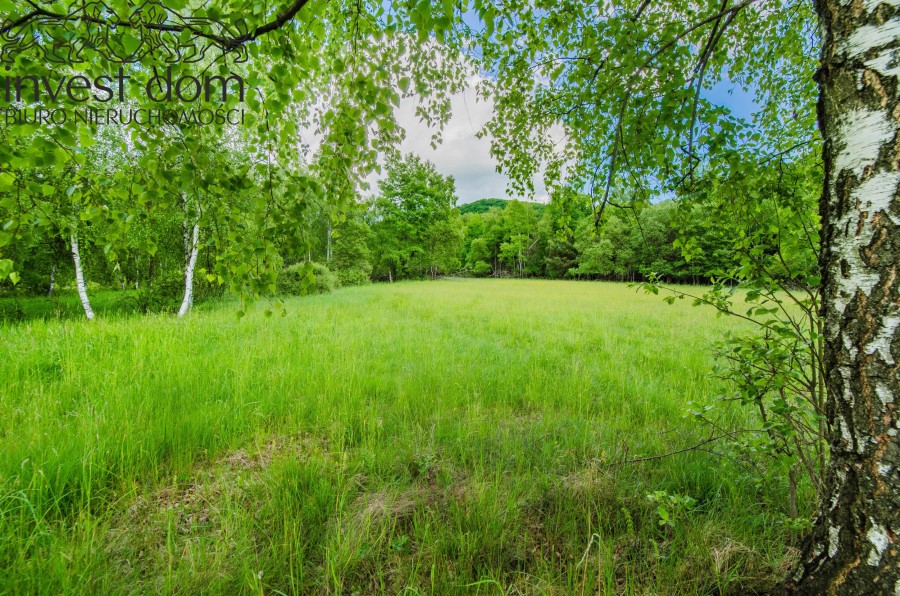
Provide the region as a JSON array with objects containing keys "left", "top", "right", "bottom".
[{"left": 373, "top": 79, "right": 551, "bottom": 204}]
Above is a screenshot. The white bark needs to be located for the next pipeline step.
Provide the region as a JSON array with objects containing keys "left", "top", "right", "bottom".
[
  {"left": 70, "top": 233, "right": 94, "bottom": 320},
  {"left": 48, "top": 263, "right": 55, "bottom": 297},
  {"left": 791, "top": 0, "right": 900, "bottom": 590},
  {"left": 177, "top": 222, "right": 200, "bottom": 318},
  {"left": 326, "top": 219, "right": 333, "bottom": 262}
]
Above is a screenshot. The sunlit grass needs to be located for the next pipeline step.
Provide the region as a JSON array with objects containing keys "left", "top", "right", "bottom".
[{"left": 0, "top": 279, "right": 800, "bottom": 593}]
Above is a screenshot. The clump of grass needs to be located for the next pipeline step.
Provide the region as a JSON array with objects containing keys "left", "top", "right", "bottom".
[{"left": 0, "top": 279, "right": 802, "bottom": 593}]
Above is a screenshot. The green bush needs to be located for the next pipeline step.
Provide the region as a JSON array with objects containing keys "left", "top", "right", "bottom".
[
  {"left": 335, "top": 266, "right": 371, "bottom": 287},
  {"left": 127, "top": 270, "right": 183, "bottom": 313},
  {"left": 471, "top": 260, "right": 492, "bottom": 277},
  {"left": 277, "top": 262, "right": 338, "bottom": 296}
]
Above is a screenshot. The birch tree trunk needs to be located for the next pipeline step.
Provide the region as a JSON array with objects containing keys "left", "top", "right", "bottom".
[
  {"left": 70, "top": 233, "right": 95, "bottom": 320},
  {"left": 326, "top": 219, "right": 332, "bottom": 263},
  {"left": 177, "top": 221, "right": 200, "bottom": 318},
  {"left": 48, "top": 263, "right": 55, "bottom": 297},
  {"left": 791, "top": 0, "right": 900, "bottom": 591}
]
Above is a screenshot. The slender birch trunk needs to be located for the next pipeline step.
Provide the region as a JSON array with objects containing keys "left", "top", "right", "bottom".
[
  {"left": 48, "top": 263, "right": 55, "bottom": 296},
  {"left": 789, "top": 0, "right": 900, "bottom": 591},
  {"left": 177, "top": 219, "right": 200, "bottom": 318},
  {"left": 326, "top": 219, "right": 332, "bottom": 263},
  {"left": 70, "top": 233, "right": 94, "bottom": 320}
]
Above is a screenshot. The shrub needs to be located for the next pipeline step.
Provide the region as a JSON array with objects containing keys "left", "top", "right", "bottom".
[
  {"left": 472, "top": 260, "right": 492, "bottom": 277},
  {"left": 277, "top": 262, "right": 338, "bottom": 296},
  {"left": 127, "top": 270, "right": 183, "bottom": 313},
  {"left": 335, "top": 266, "right": 371, "bottom": 287}
]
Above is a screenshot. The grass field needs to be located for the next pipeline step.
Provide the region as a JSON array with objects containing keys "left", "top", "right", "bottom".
[{"left": 0, "top": 279, "right": 802, "bottom": 594}]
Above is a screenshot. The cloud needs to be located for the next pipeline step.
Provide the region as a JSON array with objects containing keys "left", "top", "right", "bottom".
[{"left": 375, "top": 79, "right": 551, "bottom": 204}]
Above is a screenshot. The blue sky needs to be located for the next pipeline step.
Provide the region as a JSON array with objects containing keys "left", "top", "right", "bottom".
[{"left": 705, "top": 79, "right": 758, "bottom": 121}]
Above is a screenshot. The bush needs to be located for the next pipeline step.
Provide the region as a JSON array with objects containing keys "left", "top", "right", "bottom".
[
  {"left": 277, "top": 262, "right": 338, "bottom": 296},
  {"left": 128, "top": 270, "right": 183, "bottom": 313},
  {"left": 471, "top": 260, "right": 492, "bottom": 277},
  {"left": 335, "top": 266, "right": 371, "bottom": 287}
]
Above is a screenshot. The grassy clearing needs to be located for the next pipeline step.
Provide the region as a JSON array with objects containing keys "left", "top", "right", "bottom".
[{"left": 0, "top": 279, "right": 801, "bottom": 594}]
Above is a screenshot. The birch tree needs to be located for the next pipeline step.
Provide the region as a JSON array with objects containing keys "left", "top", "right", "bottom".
[
  {"left": 787, "top": 1, "right": 899, "bottom": 590},
  {"left": 69, "top": 231, "right": 94, "bottom": 320},
  {"left": 177, "top": 196, "right": 201, "bottom": 318}
]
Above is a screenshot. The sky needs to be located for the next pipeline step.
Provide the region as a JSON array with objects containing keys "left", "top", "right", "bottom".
[
  {"left": 368, "top": 76, "right": 552, "bottom": 205},
  {"left": 380, "top": 77, "right": 759, "bottom": 205}
]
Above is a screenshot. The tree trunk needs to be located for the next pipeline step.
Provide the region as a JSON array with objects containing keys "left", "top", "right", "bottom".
[
  {"left": 177, "top": 222, "right": 200, "bottom": 318},
  {"left": 790, "top": 0, "right": 899, "bottom": 591},
  {"left": 48, "top": 263, "right": 55, "bottom": 297},
  {"left": 326, "top": 219, "right": 332, "bottom": 263},
  {"left": 70, "top": 233, "right": 94, "bottom": 320}
]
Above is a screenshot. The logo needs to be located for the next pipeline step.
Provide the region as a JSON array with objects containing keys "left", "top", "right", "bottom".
[
  {"left": 0, "top": 1, "right": 249, "bottom": 65},
  {"left": 0, "top": 1, "right": 250, "bottom": 128}
]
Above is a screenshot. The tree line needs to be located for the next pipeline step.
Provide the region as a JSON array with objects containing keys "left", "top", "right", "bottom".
[{"left": 1, "top": 151, "right": 819, "bottom": 312}]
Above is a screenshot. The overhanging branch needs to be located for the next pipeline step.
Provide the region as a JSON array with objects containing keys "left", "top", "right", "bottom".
[{"left": 1, "top": 0, "right": 313, "bottom": 50}]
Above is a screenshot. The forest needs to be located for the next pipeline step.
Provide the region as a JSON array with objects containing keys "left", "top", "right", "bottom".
[{"left": 0, "top": 0, "right": 896, "bottom": 594}]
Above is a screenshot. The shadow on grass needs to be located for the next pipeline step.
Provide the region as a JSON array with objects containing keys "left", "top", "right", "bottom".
[{"left": 0, "top": 290, "right": 228, "bottom": 323}]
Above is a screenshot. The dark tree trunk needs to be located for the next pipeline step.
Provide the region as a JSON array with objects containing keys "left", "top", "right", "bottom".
[{"left": 789, "top": 0, "right": 899, "bottom": 591}]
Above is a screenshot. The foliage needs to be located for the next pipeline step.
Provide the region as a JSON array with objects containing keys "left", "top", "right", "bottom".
[
  {"left": 369, "top": 154, "right": 463, "bottom": 280},
  {"left": 646, "top": 490, "right": 698, "bottom": 529},
  {"left": 0, "top": 0, "right": 474, "bottom": 303},
  {"left": 277, "top": 262, "right": 338, "bottom": 296},
  {"left": 475, "top": 0, "right": 818, "bottom": 207},
  {"left": 458, "top": 198, "right": 545, "bottom": 215},
  {"left": 454, "top": 194, "right": 738, "bottom": 282},
  {"left": 331, "top": 214, "right": 374, "bottom": 286},
  {"left": 641, "top": 152, "right": 826, "bottom": 515}
]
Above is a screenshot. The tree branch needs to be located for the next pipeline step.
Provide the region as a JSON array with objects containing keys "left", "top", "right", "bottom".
[{"left": 1, "top": 0, "right": 313, "bottom": 50}]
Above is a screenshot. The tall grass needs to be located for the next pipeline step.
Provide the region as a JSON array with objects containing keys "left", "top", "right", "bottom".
[{"left": 0, "top": 279, "right": 801, "bottom": 593}]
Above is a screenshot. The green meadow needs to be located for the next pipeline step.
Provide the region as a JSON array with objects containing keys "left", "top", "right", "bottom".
[{"left": 0, "top": 279, "right": 801, "bottom": 594}]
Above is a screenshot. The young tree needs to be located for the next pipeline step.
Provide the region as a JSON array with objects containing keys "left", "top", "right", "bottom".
[
  {"left": 542, "top": 188, "right": 591, "bottom": 278},
  {"left": 370, "top": 154, "right": 462, "bottom": 279},
  {"left": 332, "top": 205, "right": 375, "bottom": 286},
  {"left": 177, "top": 196, "right": 201, "bottom": 318}
]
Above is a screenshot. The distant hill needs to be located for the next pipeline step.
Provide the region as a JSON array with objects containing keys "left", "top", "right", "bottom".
[{"left": 458, "top": 198, "right": 546, "bottom": 215}]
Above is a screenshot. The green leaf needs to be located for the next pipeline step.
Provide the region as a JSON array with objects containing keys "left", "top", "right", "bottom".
[
  {"left": 121, "top": 33, "right": 141, "bottom": 56},
  {"left": 0, "top": 172, "right": 15, "bottom": 191}
]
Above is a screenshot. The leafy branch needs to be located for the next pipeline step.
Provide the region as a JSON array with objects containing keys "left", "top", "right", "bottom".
[{"left": 2, "top": 0, "right": 313, "bottom": 50}]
